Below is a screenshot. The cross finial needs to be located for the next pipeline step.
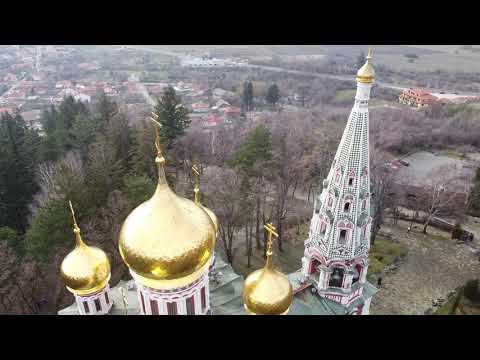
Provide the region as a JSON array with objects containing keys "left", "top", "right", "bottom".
[
  {"left": 192, "top": 164, "right": 201, "bottom": 205},
  {"left": 68, "top": 200, "right": 84, "bottom": 246},
  {"left": 149, "top": 112, "right": 165, "bottom": 163},
  {"left": 366, "top": 48, "right": 373, "bottom": 60},
  {"left": 263, "top": 223, "right": 278, "bottom": 268}
]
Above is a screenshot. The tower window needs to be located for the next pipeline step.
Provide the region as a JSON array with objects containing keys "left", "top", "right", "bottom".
[
  {"left": 328, "top": 268, "right": 344, "bottom": 288},
  {"left": 344, "top": 202, "right": 350, "bottom": 212},
  {"left": 105, "top": 292, "right": 109, "bottom": 304},
  {"left": 150, "top": 299, "right": 159, "bottom": 315},
  {"left": 362, "top": 199, "right": 366, "bottom": 210},
  {"left": 94, "top": 298, "right": 101, "bottom": 312},
  {"left": 186, "top": 295, "right": 195, "bottom": 315},
  {"left": 83, "top": 301, "right": 90, "bottom": 314},
  {"left": 339, "top": 229, "right": 347, "bottom": 245},
  {"left": 328, "top": 197, "right": 333, "bottom": 207},
  {"left": 348, "top": 178, "right": 354, "bottom": 186},
  {"left": 201, "top": 287, "right": 207, "bottom": 312},
  {"left": 167, "top": 302, "right": 177, "bottom": 315},
  {"left": 320, "top": 221, "right": 326, "bottom": 234}
]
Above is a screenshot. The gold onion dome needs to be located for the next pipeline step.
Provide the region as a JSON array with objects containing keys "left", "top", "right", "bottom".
[
  {"left": 243, "top": 223, "right": 293, "bottom": 315},
  {"left": 356, "top": 48, "right": 375, "bottom": 84},
  {"left": 118, "top": 117, "right": 216, "bottom": 289},
  {"left": 60, "top": 202, "right": 111, "bottom": 296}
]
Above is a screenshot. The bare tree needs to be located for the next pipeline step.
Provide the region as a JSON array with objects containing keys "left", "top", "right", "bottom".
[
  {"left": 370, "top": 147, "right": 398, "bottom": 244},
  {"left": 418, "top": 164, "right": 467, "bottom": 234}
]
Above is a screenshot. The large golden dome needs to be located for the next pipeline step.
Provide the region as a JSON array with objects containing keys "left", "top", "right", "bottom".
[
  {"left": 356, "top": 48, "right": 375, "bottom": 84},
  {"left": 243, "top": 224, "right": 293, "bottom": 315},
  {"left": 118, "top": 128, "right": 216, "bottom": 290},
  {"left": 60, "top": 204, "right": 111, "bottom": 296}
]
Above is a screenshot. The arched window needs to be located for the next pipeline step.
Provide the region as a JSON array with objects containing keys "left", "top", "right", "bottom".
[
  {"left": 362, "top": 199, "right": 367, "bottom": 210},
  {"left": 328, "top": 196, "right": 333, "bottom": 208},
  {"left": 335, "top": 167, "right": 342, "bottom": 183},
  {"left": 320, "top": 221, "right": 327, "bottom": 234},
  {"left": 328, "top": 267, "right": 344, "bottom": 288},
  {"left": 337, "top": 220, "right": 352, "bottom": 245},
  {"left": 344, "top": 202, "right": 350, "bottom": 212},
  {"left": 347, "top": 170, "right": 356, "bottom": 187}
]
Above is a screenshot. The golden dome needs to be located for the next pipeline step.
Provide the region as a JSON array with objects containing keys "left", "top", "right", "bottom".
[
  {"left": 118, "top": 120, "right": 216, "bottom": 290},
  {"left": 60, "top": 202, "right": 111, "bottom": 296},
  {"left": 243, "top": 223, "right": 293, "bottom": 315},
  {"left": 356, "top": 48, "right": 375, "bottom": 84}
]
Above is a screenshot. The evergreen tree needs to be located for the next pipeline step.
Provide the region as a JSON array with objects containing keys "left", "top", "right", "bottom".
[
  {"left": 266, "top": 83, "right": 280, "bottom": 107},
  {"left": 229, "top": 125, "right": 272, "bottom": 172},
  {"left": 148, "top": 86, "right": 190, "bottom": 185},
  {"left": 242, "top": 81, "right": 254, "bottom": 112},
  {"left": 153, "top": 86, "right": 190, "bottom": 152},
  {"left": 0, "top": 112, "right": 40, "bottom": 232}
]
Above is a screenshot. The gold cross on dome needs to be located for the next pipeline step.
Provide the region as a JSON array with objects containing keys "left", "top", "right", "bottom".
[
  {"left": 264, "top": 222, "right": 278, "bottom": 253},
  {"left": 149, "top": 112, "right": 164, "bottom": 161},
  {"left": 192, "top": 164, "right": 201, "bottom": 204}
]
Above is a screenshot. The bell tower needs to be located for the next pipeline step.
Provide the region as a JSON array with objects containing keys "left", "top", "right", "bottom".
[{"left": 301, "top": 49, "right": 376, "bottom": 315}]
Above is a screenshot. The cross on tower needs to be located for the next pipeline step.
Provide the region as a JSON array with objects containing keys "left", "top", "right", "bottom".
[
  {"left": 149, "top": 112, "right": 164, "bottom": 161},
  {"left": 264, "top": 222, "right": 278, "bottom": 254},
  {"left": 192, "top": 164, "right": 201, "bottom": 205}
]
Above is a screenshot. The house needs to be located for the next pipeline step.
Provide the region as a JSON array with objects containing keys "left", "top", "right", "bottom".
[
  {"left": 223, "top": 106, "right": 241, "bottom": 117},
  {"left": 4, "top": 73, "right": 17, "bottom": 82},
  {"left": 203, "top": 115, "right": 223, "bottom": 127},
  {"left": 399, "top": 88, "right": 438, "bottom": 108},
  {"left": 191, "top": 101, "right": 210, "bottom": 113}
]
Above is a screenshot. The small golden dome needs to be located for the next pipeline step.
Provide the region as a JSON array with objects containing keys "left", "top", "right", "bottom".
[
  {"left": 60, "top": 203, "right": 111, "bottom": 296},
  {"left": 356, "top": 48, "right": 375, "bottom": 84},
  {"left": 118, "top": 121, "right": 216, "bottom": 290},
  {"left": 243, "top": 223, "right": 293, "bottom": 315}
]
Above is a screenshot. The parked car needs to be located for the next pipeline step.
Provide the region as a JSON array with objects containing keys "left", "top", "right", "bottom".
[{"left": 398, "top": 159, "right": 410, "bottom": 166}]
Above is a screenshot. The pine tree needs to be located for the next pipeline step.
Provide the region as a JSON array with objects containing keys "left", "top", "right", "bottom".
[
  {"left": 242, "top": 81, "right": 254, "bottom": 112},
  {"left": 266, "top": 83, "right": 280, "bottom": 107},
  {"left": 150, "top": 86, "right": 190, "bottom": 185},
  {"left": 0, "top": 111, "right": 40, "bottom": 232}
]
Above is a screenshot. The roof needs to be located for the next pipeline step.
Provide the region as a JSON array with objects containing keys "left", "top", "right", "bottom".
[{"left": 58, "top": 259, "right": 377, "bottom": 316}]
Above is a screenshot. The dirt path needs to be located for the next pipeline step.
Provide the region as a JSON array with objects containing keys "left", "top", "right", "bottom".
[{"left": 370, "top": 219, "right": 480, "bottom": 315}]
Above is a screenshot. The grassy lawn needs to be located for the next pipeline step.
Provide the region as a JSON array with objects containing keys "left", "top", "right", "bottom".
[
  {"left": 439, "top": 149, "right": 466, "bottom": 160},
  {"left": 433, "top": 295, "right": 457, "bottom": 315},
  {"left": 368, "top": 236, "right": 408, "bottom": 276}
]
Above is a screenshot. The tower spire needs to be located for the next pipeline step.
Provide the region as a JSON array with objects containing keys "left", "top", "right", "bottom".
[{"left": 68, "top": 200, "right": 84, "bottom": 247}]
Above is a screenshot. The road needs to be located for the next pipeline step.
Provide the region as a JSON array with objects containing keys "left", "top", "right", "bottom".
[{"left": 124, "top": 45, "right": 480, "bottom": 98}]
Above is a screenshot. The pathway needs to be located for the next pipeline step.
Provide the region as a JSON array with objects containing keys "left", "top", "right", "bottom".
[{"left": 370, "top": 219, "right": 480, "bottom": 315}]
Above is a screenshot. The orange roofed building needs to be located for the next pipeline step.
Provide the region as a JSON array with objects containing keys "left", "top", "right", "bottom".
[{"left": 399, "top": 88, "right": 438, "bottom": 108}]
